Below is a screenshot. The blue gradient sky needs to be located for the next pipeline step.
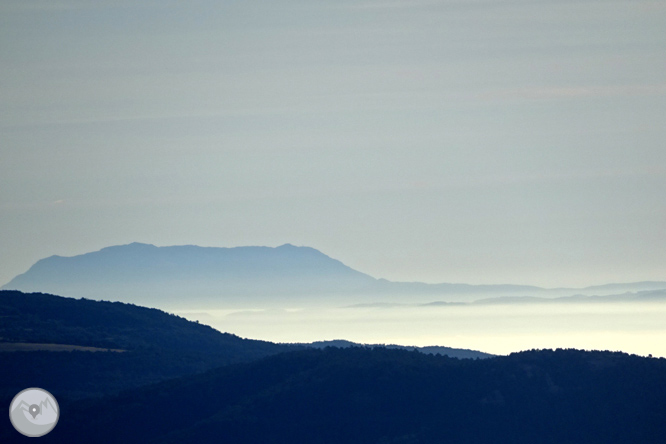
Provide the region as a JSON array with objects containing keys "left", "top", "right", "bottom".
[{"left": 1, "top": 0, "right": 665, "bottom": 287}]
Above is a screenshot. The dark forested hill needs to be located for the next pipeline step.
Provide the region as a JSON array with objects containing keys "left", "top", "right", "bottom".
[
  {"left": 0, "top": 290, "right": 277, "bottom": 352},
  {"left": 0, "top": 290, "right": 294, "bottom": 401},
  {"left": 0, "top": 290, "right": 491, "bottom": 404},
  {"left": 39, "top": 347, "right": 666, "bottom": 444}
]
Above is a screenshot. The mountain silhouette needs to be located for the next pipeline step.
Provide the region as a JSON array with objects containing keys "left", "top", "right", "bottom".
[{"left": 2, "top": 243, "right": 378, "bottom": 307}]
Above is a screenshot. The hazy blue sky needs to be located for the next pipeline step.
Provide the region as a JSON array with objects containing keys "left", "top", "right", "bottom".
[{"left": 2, "top": 0, "right": 665, "bottom": 288}]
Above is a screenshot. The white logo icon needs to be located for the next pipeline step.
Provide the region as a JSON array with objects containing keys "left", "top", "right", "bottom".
[{"left": 9, "top": 388, "right": 59, "bottom": 437}]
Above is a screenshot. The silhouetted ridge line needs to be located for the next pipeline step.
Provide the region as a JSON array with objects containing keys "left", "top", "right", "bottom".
[{"left": 43, "top": 347, "right": 666, "bottom": 444}]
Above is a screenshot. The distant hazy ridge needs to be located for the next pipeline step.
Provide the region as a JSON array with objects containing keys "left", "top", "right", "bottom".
[{"left": 3, "top": 243, "right": 377, "bottom": 306}]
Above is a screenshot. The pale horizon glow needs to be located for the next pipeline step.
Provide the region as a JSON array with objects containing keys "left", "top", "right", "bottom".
[{"left": 175, "top": 301, "right": 666, "bottom": 358}]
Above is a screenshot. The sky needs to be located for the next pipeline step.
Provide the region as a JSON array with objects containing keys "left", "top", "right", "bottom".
[{"left": 2, "top": 0, "right": 665, "bottom": 288}]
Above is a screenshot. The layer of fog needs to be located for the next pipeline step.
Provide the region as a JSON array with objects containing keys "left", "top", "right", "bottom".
[{"left": 175, "top": 301, "right": 666, "bottom": 358}]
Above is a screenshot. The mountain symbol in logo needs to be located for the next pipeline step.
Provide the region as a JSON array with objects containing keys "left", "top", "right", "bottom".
[
  {"left": 9, "top": 388, "right": 59, "bottom": 437},
  {"left": 16, "top": 397, "right": 57, "bottom": 421}
]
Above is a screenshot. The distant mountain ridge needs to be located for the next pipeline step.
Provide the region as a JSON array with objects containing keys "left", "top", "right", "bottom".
[
  {"left": 2, "top": 243, "right": 378, "bottom": 307},
  {"left": 302, "top": 339, "right": 494, "bottom": 359},
  {"left": 3, "top": 243, "right": 666, "bottom": 308}
]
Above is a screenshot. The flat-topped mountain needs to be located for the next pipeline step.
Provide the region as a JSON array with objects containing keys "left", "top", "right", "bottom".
[{"left": 2, "top": 243, "right": 378, "bottom": 307}]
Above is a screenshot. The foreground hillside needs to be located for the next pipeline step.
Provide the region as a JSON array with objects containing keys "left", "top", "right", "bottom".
[
  {"left": 46, "top": 347, "right": 666, "bottom": 444},
  {"left": 0, "top": 290, "right": 293, "bottom": 400}
]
